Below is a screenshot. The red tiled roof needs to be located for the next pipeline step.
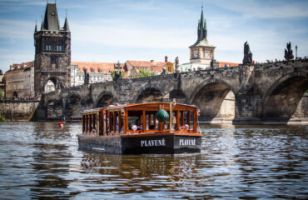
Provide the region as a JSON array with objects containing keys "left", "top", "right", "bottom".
[
  {"left": 218, "top": 61, "right": 239, "bottom": 68},
  {"left": 72, "top": 61, "right": 116, "bottom": 73}
]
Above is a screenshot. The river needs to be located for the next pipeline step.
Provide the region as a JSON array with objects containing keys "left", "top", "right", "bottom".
[{"left": 0, "top": 122, "right": 307, "bottom": 199}]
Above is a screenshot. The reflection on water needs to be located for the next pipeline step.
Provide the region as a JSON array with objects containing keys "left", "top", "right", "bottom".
[{"left": 0, "top": 122, "right": 307, "bottom": 199}]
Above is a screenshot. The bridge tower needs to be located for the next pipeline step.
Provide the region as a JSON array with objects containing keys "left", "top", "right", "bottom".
[
  {"left": 34, "top": 3, "right": 71, "bottom": 96},
  {"left": 189, "top": 7, "right": 215, "bottom": 66}
]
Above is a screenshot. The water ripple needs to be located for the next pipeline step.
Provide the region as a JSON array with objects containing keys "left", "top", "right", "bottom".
[{"left": 0, "top": 122, "right": 307, "bottom": 199}]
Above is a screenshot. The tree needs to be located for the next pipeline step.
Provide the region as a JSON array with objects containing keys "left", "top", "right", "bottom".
[
  {"left": 138, "top": 69, "right": 155, "bottom": 78},
  {"left": 0, "top": 88, "right": 3, "bottom": 98}
]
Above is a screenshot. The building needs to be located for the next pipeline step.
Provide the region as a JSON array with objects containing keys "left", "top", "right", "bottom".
[
  {"left": 179, "top": 8, "right": 215, "bottom": 72},
  {"left": 218, "top": 61, "right": 239, "bottom": 68},
  {"left": 70, "top": 62, "right": 113, "bottom": 86},
  {"left": 178, "top": 8, "right": 239, "bottom": 72},
  {"left": 0, "top": 70, "right": 4, "bottom": 97},
  {"left": 123, "top": 57, "right": 174, "bottom": 78},
  {"left": 3, "top": 62, "right": 34, "bottom": 99},
  {"left": 34, "top": 3, "right": 71, "bottom": 96}
]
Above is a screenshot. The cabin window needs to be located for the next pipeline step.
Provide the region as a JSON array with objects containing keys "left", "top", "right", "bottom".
[
  {"left": 105, "top": 111, "right": 110, "bottom": 135},
  {"left": 145, "top": 111, "right": 158, "bottom": 130},
  {"left": 171, "top": 111, "right": 177, "bottom": 130},
  {"left": 82, "top": 115, "right": 85, "bottom": 132},
  {"left": 114, "top": 111, "right": 123, "bottom": 133},
  {"left": 179, "top": 111, "right": 194, "bottom": 130},
  {"left": 89, "top": 115, "right": 92, "bottom": 132},
  {"left": 99, "top": 111, "right": 104, "bottom": 136},
  {"left": 109, "top": 112, "right": 114, "bottom": 133},
  {"left": 93, "top": 114, "right": 96, "bottom": 131},
  {"left": 127, "top": 110, "right": 143, "bottom": 131}
]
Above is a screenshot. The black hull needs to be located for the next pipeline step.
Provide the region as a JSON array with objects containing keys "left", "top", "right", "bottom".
[{"left": 78, "top": 134, "right": 202, "bottom": 154}]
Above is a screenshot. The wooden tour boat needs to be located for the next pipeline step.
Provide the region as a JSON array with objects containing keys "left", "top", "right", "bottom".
[{"left": 78, "top": 102, "right": 202, "bottom": 154}]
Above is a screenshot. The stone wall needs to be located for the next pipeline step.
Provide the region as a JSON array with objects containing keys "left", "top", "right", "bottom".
[{"left": 0, "top": 101, "right": 39, "bottom": 121}]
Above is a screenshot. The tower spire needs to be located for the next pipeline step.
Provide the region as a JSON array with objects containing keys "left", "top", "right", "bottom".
[
  {"left": 41, "top": 2, "right": 60, "bottom": 30},
  {"left": 197, "top": 6, "right": 207, "bottom": 42},
  {"left": 63, "top": 16, "right": 70, "bottom": 31}
]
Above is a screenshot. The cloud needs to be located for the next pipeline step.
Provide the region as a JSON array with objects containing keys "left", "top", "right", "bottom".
[
  {"left": 0, "top": 19, "right": 34, "bottom": 40},
  {"left": 212, "top": 0, "right": 308, "bottom": 19},
  {"left": 71, "top": 19, "right": 193, "bottom": 49},
  {"left": 0, "top": 48, "right": 33, "bottom": 71},
  {"left": 0, "top": 0, "right": 308, "bottom": 71}
]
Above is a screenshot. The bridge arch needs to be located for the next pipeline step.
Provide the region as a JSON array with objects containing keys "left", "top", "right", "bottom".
[
  {"left": 46, "top": 99, "right": 63, "bottom": 120},
  {"left": 136, "top": 87, "right": 163, "bottom": 103},
  {"left": 96, "top": 91, "right": 117, "bottom": 108},
  {"left": 169, "top": 89, "right": 187, "bottom": 103},
  {"left": 190, "top": 79, "right": 237, "bottom": 123},
  {"left": 65, "top": 93, "right": 82, "bottom": 119},
  {"left": 262, "top": 72, "right": 308, "bottom": 121},
  {"left": 43, "top": 77, "right": 65, "bottom": 94}
]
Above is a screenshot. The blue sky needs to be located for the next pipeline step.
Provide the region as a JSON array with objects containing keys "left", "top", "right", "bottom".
[{"left": 0, "top": 0, "right": 308, "bottom": 72}]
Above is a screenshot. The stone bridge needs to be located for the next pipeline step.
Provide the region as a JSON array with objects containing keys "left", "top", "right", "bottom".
[{"left": 36, "top": 59, "right": 308, "bottom": 124}]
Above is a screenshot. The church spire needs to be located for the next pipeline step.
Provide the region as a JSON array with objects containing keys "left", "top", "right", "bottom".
[{"left": 196, "top": 6, "right": 207, "bottom": 43}]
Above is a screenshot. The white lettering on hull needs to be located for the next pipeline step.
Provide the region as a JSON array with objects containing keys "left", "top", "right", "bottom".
[
  {"left": 179, "top": 139, "right": 196, "bottom": 146},
  {"left": 140, "top": 139, "right": 166, "bottom": 147}
]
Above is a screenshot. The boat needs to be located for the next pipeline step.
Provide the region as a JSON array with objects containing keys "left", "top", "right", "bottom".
[{"left": 78, "top": 102, "right": 202, "bottom": 154}]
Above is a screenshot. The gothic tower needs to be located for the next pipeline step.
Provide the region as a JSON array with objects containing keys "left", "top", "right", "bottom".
[
  {"left": 34, "top": 3, "right": 71, "bottom": 96},
  {"left": 189, "top": 7, "right": 215, "bottom": 65}
]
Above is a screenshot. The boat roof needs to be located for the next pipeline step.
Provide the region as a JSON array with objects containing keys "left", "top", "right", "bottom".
[{"left": 83, "top": 102, "right": 198, "bottom": 114}]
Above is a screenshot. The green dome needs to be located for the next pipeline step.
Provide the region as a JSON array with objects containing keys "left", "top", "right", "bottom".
[{"left": 156, "top": 109, "right": 169, "bottom": 122}]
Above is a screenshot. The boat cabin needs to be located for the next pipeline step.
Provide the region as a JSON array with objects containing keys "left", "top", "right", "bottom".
[{"left": 82, "top": 102, "right": 200, "bottom": 136}]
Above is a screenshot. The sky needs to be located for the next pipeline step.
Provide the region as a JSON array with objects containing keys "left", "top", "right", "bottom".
[{"left": 0, "top": 0, "right": 308, "bottom": 72}]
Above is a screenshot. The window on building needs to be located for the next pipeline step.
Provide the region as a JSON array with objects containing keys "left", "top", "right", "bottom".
[
  {"left": 56, "top": 45, "right": 63, "bottom": 52},
  {"left": 45, "top": 45, "right": 52, "bottom": 51},
  {"left": 50, "top": 56, "right": 58, "bottom": 68}
]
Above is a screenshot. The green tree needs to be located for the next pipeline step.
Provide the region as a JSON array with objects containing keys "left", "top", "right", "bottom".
[
  {"left": 138, "top": 69, "right": 155, "bottom": 78},
  {"left": 0, "top": 88, "right": 3, "bottom": 98}
]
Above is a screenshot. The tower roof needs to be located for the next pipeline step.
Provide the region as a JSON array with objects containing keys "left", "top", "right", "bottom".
[
  {"left": 191, "top": 7, "right": 210, "bottom": 47},
  {"left": 41, "top": 3, "right": 60, "bottom": 31}
]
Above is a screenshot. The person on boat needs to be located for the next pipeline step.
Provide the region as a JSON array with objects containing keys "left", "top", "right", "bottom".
[
  {"left": 131, "top": 125, "right": 138, "bottom": 131},
  {"left": 91, "top": 129, "right": 97, "bottom": 135}
]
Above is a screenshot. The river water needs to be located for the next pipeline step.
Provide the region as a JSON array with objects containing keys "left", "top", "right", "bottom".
[{"left": 0, "top": 122, "right": 307, "bottom": 199}]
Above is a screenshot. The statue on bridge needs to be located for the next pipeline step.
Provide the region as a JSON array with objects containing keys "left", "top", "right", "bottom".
[
  {"left": 242, "top": 41, "right": 253, "bottom": 65},
  {"left": 175, "top": 56, "right": 179, "bottom": 72},
  {"left": 83, "top": 69, "right": 90, "bottom": 85},
  {"left": 284, "top": 42, "right": 294, "bottom": 61},
  {"left": 113, "top": 61, "right": 122, "bottom": 81}
]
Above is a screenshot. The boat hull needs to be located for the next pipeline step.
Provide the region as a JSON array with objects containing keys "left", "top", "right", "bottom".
[{"left": 78, "top": 134, "right": 202, "bottom": 154}]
